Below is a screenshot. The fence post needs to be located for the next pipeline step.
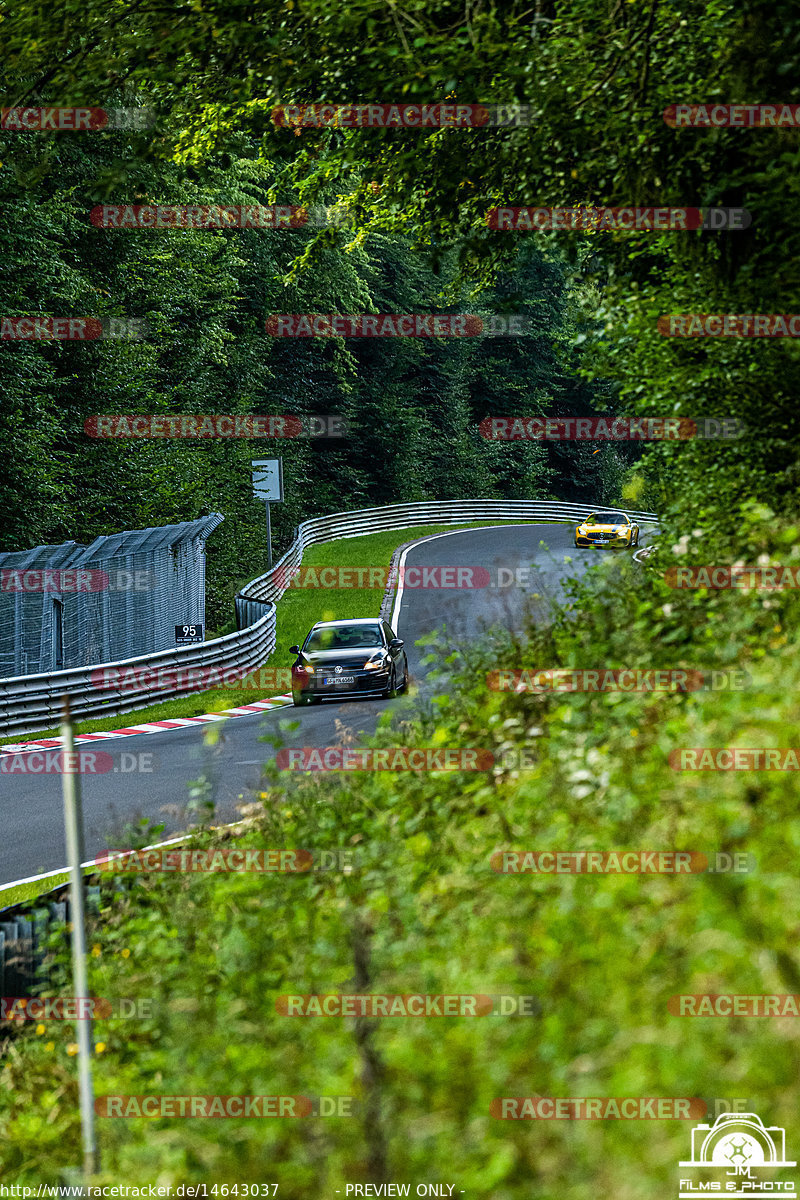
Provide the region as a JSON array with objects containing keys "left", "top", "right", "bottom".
[{"left": 61, "top": 694, "right": 99, "bottom": 1178}]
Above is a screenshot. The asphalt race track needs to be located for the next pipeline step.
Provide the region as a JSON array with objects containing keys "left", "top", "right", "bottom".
[{"left": 0, "top": 523, "right": 644, "bottom": 886}]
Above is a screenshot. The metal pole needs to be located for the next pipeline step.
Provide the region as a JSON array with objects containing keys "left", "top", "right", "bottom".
[
  {"left": 60, "top": 695, "right": 99, "bottom": 1178},
  {"left": 265, "top": 501, "right": 272, "bottom": 568}
]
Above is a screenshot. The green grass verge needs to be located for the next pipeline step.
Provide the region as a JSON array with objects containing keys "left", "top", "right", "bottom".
[
  {"left": 1, "top": 519, "right": 560, "bottom": 746},
  {"left": 0, "top": 871, "right": 72, "bottom": 911}
]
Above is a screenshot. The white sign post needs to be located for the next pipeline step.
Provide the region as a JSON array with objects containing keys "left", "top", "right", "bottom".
[
  {"left": 60, "top": 695, "right": 99, "bottom": 1179},
  {"left": 251, "top": 458, "right": 284, "bottom": 568}
]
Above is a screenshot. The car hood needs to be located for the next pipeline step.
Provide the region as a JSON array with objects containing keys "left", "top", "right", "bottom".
[
  {"left": 578, "top": 523, "right": 629, "bottom": 533},
  {"left": 301, "top": 648, "right": 385, "bottom": 667}
]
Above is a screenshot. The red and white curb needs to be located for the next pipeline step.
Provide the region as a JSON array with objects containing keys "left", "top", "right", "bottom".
[{"left": 0, "top": 694, "right": 293, "bottom": 756}]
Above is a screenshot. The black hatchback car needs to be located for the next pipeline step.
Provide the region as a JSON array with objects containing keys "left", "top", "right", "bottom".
[{"left": 289, "top": 618, "right": 409, "bottom": 706}]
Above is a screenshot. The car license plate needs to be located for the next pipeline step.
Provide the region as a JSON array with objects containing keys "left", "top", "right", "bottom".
[{"left": 323, "top": 676, "right": 355, "bottom": 685}]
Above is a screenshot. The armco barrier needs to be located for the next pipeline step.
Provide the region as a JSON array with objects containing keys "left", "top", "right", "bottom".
[
  {"left": 0, "top": 880, "right": 103, "bottom": 996},
  {"left": 1, "top": 500, "right": 657, "bottom": 739},
  {"left": 0, "top": 613, "right": 274, "bottom": 738},
  {"left": 237, "top": 501, "right": 658, "bottom": 605}
]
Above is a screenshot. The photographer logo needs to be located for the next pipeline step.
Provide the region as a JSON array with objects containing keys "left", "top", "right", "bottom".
[{"left": 680, "top": 1113, "right": 795, "bottom": 1196}]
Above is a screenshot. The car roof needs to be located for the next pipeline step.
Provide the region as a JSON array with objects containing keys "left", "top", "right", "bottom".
[{"left": 311, "top": 618, "right": 384, "bottom": 629}]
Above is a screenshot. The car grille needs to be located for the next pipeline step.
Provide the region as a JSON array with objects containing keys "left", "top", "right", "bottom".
[
  {"left": 316, "top": 663, "right": 379, "bottom": 683},
  {"left": 323, "top": 663, "right": 363, "bottom": 671}
]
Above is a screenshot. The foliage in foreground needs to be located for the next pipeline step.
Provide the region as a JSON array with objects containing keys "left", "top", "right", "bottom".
[{"left": 1, "top": 502, "right": 798, "bottom": 1192}]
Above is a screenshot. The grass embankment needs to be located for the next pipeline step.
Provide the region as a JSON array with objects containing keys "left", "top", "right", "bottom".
[
  {"left": 2, "top": 520, "right": 555, "bottom": 745},
  {"left": 2, "top": 502, "right": 797, "bottom": 1190},
  {"left": 0, "top": 871, "right": 72, "bottom": 911}
]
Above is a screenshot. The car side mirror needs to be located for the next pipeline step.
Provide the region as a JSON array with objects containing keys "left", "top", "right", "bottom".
[
  {"left": 389, "top": 638, "right": 404, "bottom": 651},
  {"left": 289, "top": 645, "right": 300, "bottom": 655}
]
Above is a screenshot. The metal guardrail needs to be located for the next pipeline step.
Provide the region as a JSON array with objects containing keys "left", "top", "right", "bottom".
[
  {"left": 0, "top": 880, "right": 103, "bottom": 994},
  {"left": 1, "top": 500, "right": 658, "bottom": 739},
  {"left": 0, "top": 613, "right": 273, "bottom": 739},
  {"left": 238, "top": 500, "right": 658, "bottom": 605}
]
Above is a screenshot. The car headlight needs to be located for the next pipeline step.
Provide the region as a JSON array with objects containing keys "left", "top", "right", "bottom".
[
  {"left": 364, "top": 656, "right": 387, "bottom": 671},
  {"left": 295, "top": 662, "right": 314, "bottom": 674}
]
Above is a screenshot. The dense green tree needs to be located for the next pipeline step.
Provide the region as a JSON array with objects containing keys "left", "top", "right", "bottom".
[{"left": 0, "top": 131, "right": 612, "bottom": 624}]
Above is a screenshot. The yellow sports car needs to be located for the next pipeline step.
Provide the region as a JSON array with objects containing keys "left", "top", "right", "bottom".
[{"left": 574, "top": 511, "right": 640, "bottom": 549}]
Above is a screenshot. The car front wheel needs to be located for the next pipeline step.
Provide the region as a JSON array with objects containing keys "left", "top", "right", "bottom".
[{"left": 383, "top": 667, "right": 398, "bottom": 699}]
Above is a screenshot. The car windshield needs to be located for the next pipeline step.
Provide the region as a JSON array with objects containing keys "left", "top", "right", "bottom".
[
  {"left": 587, "top": 513, "right": 626, "bottom": 524},
  {"left": 305, "top": 625, "right": 383, "bottom": 651}
]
